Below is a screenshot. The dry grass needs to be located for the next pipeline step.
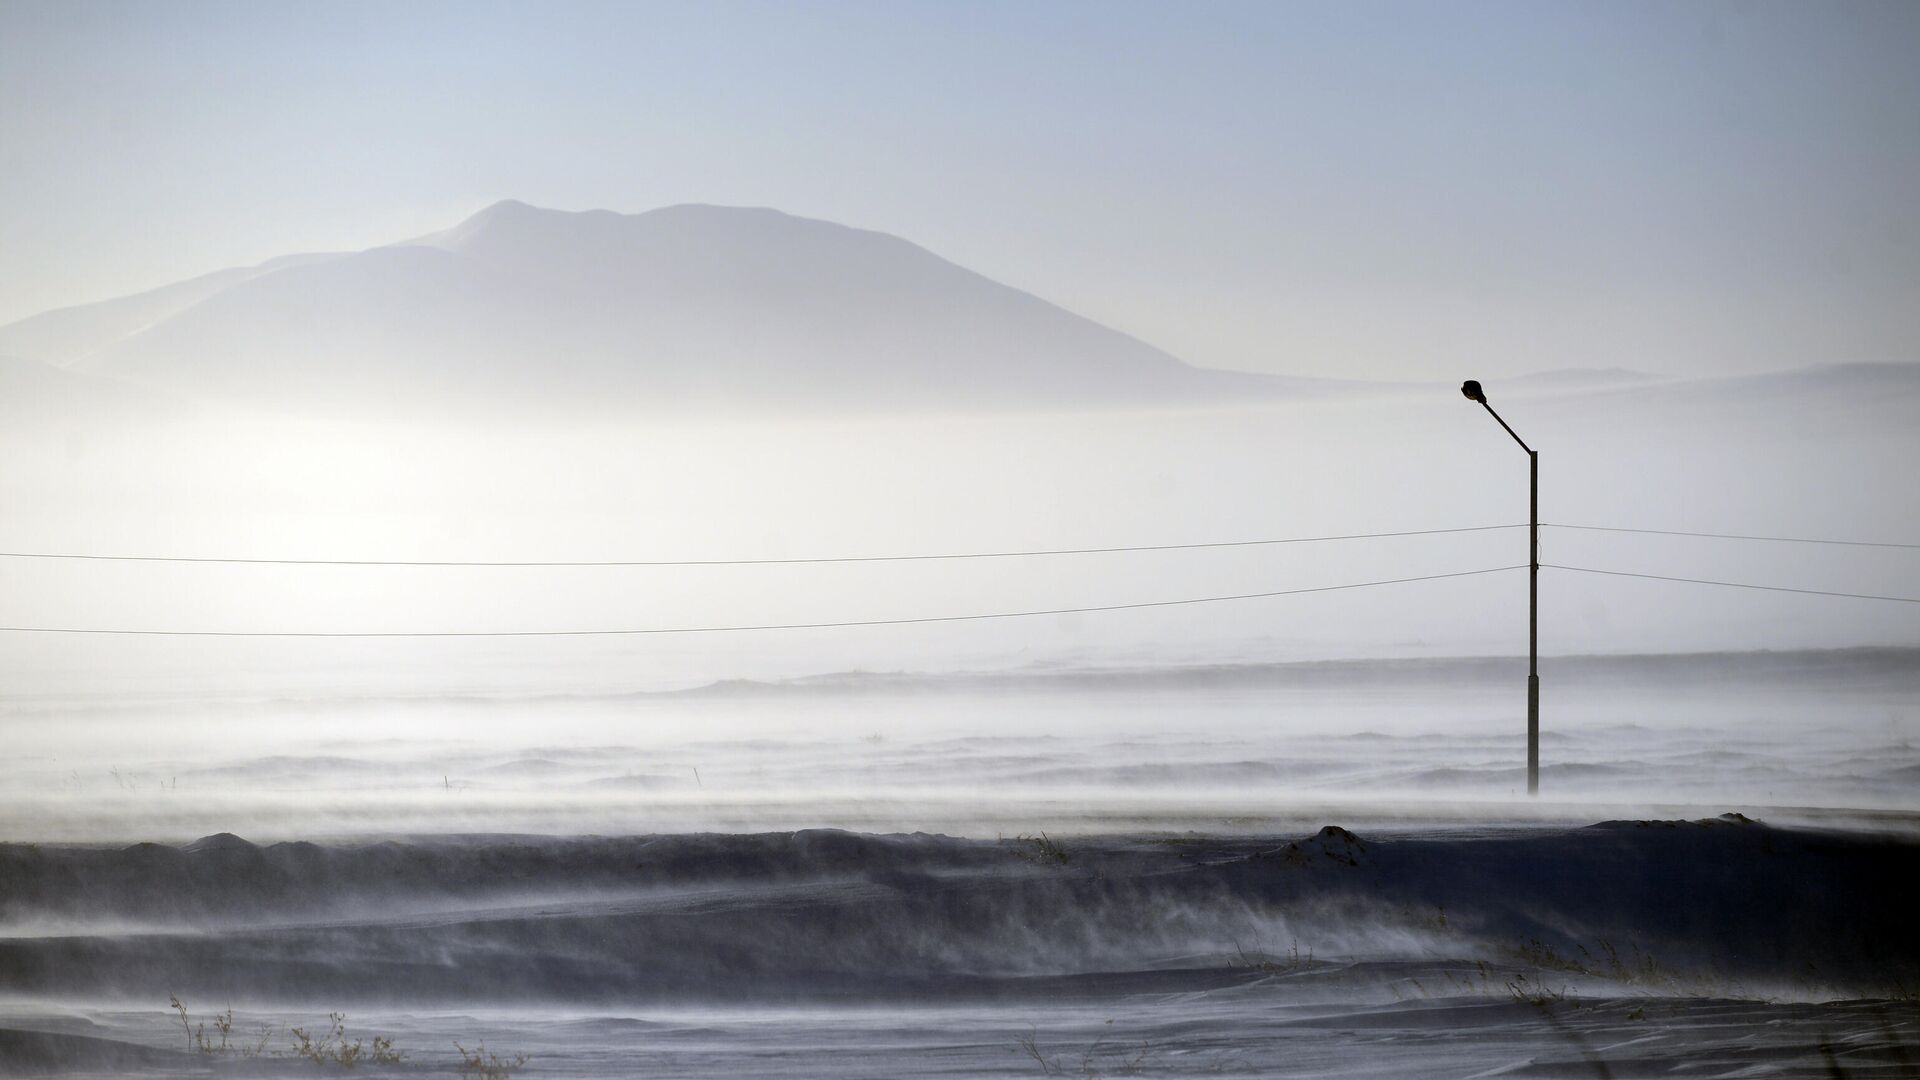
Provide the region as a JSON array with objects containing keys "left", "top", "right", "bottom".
[
  {"left": 167, "top": 995, "right": 271, "bottom": 1058},
  {"left": 1013, "top": 832, "right": 1071, "bottom": 865},
  {"left": 290, "top": 1012, "right": 403, "bottom": 1067},
  {"left": 1232, "top": 938, "right": 1313, "bottom": 975},
  {"left": 455, "top": 1041, "right": 531, "bottom": 1079},
  {"left": 1015, "top": 1023, "right": 1151, "bottom": 1078},
  {"left": 167, "top": 996, "right": 526, "bottom": 1074}
]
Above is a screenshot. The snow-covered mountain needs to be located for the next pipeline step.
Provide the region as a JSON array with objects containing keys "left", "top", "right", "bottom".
[{"left": 0, "top": 201, "right": 1350, "bottom": 415}]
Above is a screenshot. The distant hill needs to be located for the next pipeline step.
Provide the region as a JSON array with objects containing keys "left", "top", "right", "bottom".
[
  {"left": 1494, "top": 368, "right": 1664, "bottom": 395},
  {"left": 0, "top": 201, "right": 1357, "bottom": 415},
  {"left": 0, "top": 252, "right": 337, "bottom": 369}
]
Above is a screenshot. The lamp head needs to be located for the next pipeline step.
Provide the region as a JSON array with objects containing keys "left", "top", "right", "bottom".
[{"left": 1460, "top": 379, "right": 1485, "bottom": 404}]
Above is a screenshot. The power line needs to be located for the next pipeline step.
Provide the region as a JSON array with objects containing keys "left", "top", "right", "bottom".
[
  {"left": 9, "top": 523, "right": 1913, "bottom": 568},
  {"left": 0, "top": 565, "right": 1524, "bottom": 637},
  {"left": 0, "top": 524, "right": 1524, "bottom": 568},
  {"left": 1547, "top": 524, "right": 1920, "bottom": 551},
  {"left": 1546, "top": 564, "right": 1920, "bottom": 604}
]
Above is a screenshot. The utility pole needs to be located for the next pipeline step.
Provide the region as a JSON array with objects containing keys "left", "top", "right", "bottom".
[{"left": 1461, "top": 380, "right": 1539, "bottom": 795}]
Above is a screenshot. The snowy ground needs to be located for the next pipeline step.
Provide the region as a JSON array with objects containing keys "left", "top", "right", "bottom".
[
  {"left": 1, "top": 651, "right": 1916, "bottom": 1076},
  {"left": 5, "top": 991, "right": 1918, "bottom": 1078},
  {"left": 3, "top": 650, "right": 1918, "bottom": 843},
  {"left": 2, "top": 821, "right": 1918, "bottom": 1077}
]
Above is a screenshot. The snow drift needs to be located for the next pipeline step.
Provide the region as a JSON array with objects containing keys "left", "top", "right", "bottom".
[{"left": 1, "top": 818, "right": 1913, "bottom": 1006}]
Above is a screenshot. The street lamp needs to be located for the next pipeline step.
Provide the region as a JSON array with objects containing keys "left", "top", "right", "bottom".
[{"left": 1461, "top": 380, "right": 1539, "bottom": 796}]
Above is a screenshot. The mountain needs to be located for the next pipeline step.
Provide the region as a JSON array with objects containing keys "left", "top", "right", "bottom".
[
  {"left": 0, "top": 354, "right": 199, "bottom": 428},
  {"left": 0, "top": 253, "right": 338, "bottom": 369},
  {"left": 0, "top": 201, "right": 1353, "bottom": 416},
  {"left": 1492, "top": 368, "right": 1664, "bottom": 396}
]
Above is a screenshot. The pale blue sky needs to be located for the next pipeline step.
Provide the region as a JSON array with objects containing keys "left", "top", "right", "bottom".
[{"left": 3, "top": 0, "right": 1917, "bottom": 379}]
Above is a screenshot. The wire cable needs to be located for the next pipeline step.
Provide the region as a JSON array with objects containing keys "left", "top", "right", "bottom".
[
  {"left": 1547, "top": 524, "right": 1920, "bottom": 551},
  {"left": 0, "top": 524, "right": 1523, "bottom": 568},
  {"left": 8, "top": 523, "right": 1911, "bottom": 564},
  {"left": 0, "top": 565, "right": 1525, "bottom": 637},
  {"left": 1546, "top": 564, "right": 1920, "bottom": 604}
]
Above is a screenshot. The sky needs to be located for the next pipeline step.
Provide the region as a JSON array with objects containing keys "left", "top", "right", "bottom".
[{"left": 2, "top": 0, "right": 1918, "bottom": 382}]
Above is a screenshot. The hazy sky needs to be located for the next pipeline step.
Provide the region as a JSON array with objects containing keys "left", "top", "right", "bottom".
[{"left": 2, "top": 0, "right": 1917, "bottom": 381}]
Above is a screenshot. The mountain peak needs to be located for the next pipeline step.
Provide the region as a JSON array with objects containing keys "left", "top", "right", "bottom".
[
  {"left": 454, "top": 199, "right": 794, "bottom": 229},
  {"left": 472, "top": 197, "right": 538, "bottom": 218},
  {"left": 431, "top": 198, "right": 595, "bottom": 250},
  {"left": 1, "top": 201, "right": 1312, "bottom": 415}
]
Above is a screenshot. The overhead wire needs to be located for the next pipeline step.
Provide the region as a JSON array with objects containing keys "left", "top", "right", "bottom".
[
  {"left": 1545, "top": 524, "right": 1920, "bottom": 551},
  {"left": 0, "top": 565, "right": 1526, "bottom": 637},
  {"left": 1545, "top": 564, "right": 1920, "bottom": 605},
  {"left": 4, "top": 519, "right": 1917, "bottom": 638},
  {"left": 3, "top": 524, "right": 1915, "bottom": 568},
  {"left": 0, "top": 524, "right": 1525, "bottom": 567}
]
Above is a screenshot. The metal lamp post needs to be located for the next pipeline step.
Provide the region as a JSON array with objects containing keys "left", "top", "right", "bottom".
[{"left": 1460, "top": 379, "right": 1539, "bottom": 796}]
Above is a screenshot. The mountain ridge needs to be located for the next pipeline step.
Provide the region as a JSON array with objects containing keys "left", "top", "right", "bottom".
[
  {"left": 0, "top": 201, "right": 1348, "bottom": 415},
  {"left": 9, "top": 201, "right": 1908, "bottom": 421}
]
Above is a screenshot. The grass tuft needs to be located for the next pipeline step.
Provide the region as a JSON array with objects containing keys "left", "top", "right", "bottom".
[
  {"left": 1013, "top": 832, "right": 1071, "bottom": 865},
  {"left": 1232, "top": 938, "right": 1313, "bottom": 975},
  {"left": 290, "top": 1012, "right": 404, "bottom": 1067},
  {"left": 456, "top": 1041, "right": 531, "bottom": 1079},
  {"left": 168, "top": 997, "right": 526, "bottom": 1071}
]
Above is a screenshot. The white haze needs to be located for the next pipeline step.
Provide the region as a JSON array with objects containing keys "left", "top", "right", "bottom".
[
  {"left": 0, "top": 203, "right": 1915, "bottom": 842},
  {"left": 2, "top": 374, "right": 1917, "bottom": 700}
]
